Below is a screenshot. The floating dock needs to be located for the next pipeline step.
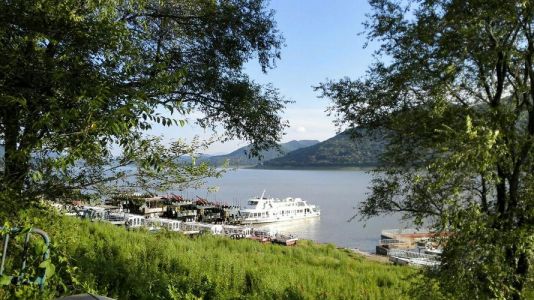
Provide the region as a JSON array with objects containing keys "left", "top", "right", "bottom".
[
  {"left": 376, "top": 228, "right": 447, "bottom": 255},
  {"left": 66, "top": 204, "right": 298, "bottom": 246},
  {"left": 375, "top": 228, "right": 447, "bottom": 267}
]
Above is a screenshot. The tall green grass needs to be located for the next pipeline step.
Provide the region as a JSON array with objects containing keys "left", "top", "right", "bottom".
[{"left": 3, "top": 211, "right": 420, "bottom": 299}]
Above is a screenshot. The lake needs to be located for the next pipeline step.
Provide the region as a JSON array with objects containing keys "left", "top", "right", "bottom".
[{"left": 178, "top": 168, "right": 407, "bottom": 252}]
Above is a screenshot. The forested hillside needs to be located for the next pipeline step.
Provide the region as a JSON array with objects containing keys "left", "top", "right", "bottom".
[
  {"left": 260, "top": 130, "right": 386, "bottom": 168},
  {"left": 206, "top": 140, "right": 319, "bottom": 166}
]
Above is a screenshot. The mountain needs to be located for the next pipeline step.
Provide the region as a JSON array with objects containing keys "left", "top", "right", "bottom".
[
  {"left": 260, "top": 130, "right": 386, "bottom": 168},
  {"left": 206, "top": 140, "right": 320, "bottom": 166}
]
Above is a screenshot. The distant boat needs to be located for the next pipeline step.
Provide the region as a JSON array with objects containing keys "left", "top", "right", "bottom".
[
  {"left": 239, "top": 191, "right": 320, "bottom": 224},
  {"left": 273, "top": 233, "right": 299, "bottom": 246}
]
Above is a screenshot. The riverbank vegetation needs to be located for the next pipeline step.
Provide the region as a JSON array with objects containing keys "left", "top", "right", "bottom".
[
  {"left": 318, "top": 0, "right": 534, "bottom": 298},
  {"left": 1, "top": 209, "right": 423, "bottom": 300},
  {"left": 2, "top": 0, "right": 533, "bottom": 299},
  {"left": 0, "top": 0, "right": 288, "bottom": 213},
  {"left": 260, "top": 130, "right": 386, "bottom": 169}
]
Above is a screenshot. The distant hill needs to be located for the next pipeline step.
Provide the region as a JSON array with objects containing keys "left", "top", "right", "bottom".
[
  {"left": 260, "top": 130, "right": 386, "bottom": 168},
  {"left": 206, "top": 140, "right": 320, "bottom": 166}
]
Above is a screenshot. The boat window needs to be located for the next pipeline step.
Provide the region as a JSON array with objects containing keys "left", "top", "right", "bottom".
[{"left": 248, "top": 201, "right": 258, "bottom": 206}]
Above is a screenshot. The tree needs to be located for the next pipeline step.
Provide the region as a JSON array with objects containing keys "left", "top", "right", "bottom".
[
  {"left": 317, "top": 0, "right": 533, "bottom": 298},
  {"left": 0, "top": 0, "right": 287, "bottom": 205},
  {"left": 28, "top": 136, "right": 224, "bottom": 203}
]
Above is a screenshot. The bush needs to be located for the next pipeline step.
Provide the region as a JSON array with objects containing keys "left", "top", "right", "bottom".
[{"left": 2, "top": 208, "right": 417, "bottom": 299}]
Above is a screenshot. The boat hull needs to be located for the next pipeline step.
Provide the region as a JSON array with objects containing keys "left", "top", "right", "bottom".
[{"left": 240, "top": 213, "right": 320, "bottom": 224}]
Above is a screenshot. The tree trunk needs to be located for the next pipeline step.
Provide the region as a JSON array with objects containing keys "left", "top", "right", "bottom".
[
  {"left": 512, "top": 252, "right": 530, "bottom": 300},
  {"left": 1, "top": 105, "right": 29, "bottom": 196},
  {"left": 496, "top": 167, "right": 507, "bottom": 215}
]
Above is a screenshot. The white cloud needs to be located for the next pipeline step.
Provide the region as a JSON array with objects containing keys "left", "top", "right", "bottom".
[
  {"left": 143, "top": 101, "right": 339, "bottom": 155},
  {"left": 282, "top": 106, "right": 337, "bottom": 142}
]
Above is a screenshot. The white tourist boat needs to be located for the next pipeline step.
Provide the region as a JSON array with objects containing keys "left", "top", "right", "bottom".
[{"left": 239, "top": 191, "right": 320, "bottom": 224}]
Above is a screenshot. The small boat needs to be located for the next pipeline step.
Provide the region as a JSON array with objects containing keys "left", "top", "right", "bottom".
[
  {"left": 273, "top": 233, "right": 298, "bottom": 246},
  {"left": 247, "top": 229, "right": 274, "bottom": 243},
  {"left": 223, "top": 225, "right": 253, "bottom": 239},
  {"left": 180, "top": 222, "right": 223, "bottom": 235},
  {"left": 239, "top": 191, "right": 320, "bottom": 224},
  {"left": 424, "top": 247, "right": 443, "bottom": 255},
  {"left": 145, "top": 218, "right": 181, "bottom": 232}
]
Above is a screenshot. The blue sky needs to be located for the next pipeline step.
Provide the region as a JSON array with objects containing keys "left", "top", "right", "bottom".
[{"left": 152, "top": 0, "right": 375, "bottom": 154}]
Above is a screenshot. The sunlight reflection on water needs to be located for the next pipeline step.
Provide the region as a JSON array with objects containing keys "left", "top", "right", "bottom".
[{"left": 176, "top": 168, "right": 408, "bottom": 252}]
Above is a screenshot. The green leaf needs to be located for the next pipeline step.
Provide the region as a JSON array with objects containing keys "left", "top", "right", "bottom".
[{"left": 0, "top": 275, "right": 12, "bottom": 286}]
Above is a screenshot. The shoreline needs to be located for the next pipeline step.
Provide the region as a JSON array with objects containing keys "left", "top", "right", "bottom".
[
  {"left": 225, "top": 165, "right": 377, "bottom": 171},
  {"left": 346, "top": 247, "right": 390, "bottom": 263}
]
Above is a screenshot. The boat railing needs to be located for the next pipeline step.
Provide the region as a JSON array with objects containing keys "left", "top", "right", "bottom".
[
  {"left": 0, "top": 227, "right": 50, "bottom": 290},
  {"left": 379, "top": 238, "right": 408, "bottom": 245},
  {"left": 203, "top": 212, "right": 221, "bottom": 218},
  {"left": 388, "top": 249, "right": 440, "bottom": 261},
  {"left": 175, "top": 210, "right": 197, "bottom": 217},
  {"left": 143, "top": 207, "right": 165, "bottom": 214},
  {"left": 382, "top": 228, "right": 431, "bottom": 236},
  {"left": 105, "top": 213, "right": 126, "bottom": 223}
]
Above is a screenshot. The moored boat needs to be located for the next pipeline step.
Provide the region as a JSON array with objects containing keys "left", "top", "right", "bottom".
[
  {"left": 273, "top": 233, "right": 298, "bottom": 246},
  {"left": 239, "top": 191, "right": 320, "bottom": 224}
]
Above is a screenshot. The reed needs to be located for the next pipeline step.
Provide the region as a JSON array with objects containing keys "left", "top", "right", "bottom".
[{"left": 3, "top": 211, "right": 421, "bottom": 299}]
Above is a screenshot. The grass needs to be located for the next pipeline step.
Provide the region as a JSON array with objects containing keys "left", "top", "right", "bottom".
[{"left": 2, "top": 210, "right": 420, "bottom": 299}]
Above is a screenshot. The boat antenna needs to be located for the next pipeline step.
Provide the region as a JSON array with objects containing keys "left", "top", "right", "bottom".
[{"left": 261, "top": 189, "right": 266, "bottom": 199}]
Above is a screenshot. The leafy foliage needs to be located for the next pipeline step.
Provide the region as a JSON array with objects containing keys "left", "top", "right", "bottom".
[
  {"left": 317, "top": 0, "right": 534, "bottom": 298},
  {"left": 26, "top": 137, "right": 224, "bottom": 203},
  {"left": 0, "top": 0, "right": 288, "bottom": 204},
  {"left": 262, "top": 130, "right": 386, "bottom": 168}
]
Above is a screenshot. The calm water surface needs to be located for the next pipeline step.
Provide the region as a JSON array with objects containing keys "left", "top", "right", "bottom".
[{"left": 180, "top": 169, "right": 406, "bottom": 252}]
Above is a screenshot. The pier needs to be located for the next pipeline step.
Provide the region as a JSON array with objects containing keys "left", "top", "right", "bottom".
[
  {"left": 61, "top": 196, "right": 299, "bottom": 246},
  {"left": 376, "top": 228, "right": 447, "bottom": 255},
  {"left": 374, "top": 228, "right": 446, "bottom": 267}
]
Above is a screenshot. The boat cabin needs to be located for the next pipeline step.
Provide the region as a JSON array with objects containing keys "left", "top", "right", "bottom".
[
  {"left": 126, "top": 215, "right": 145, "bottom": 228},
  {"left": 222, "top": 225, "right": 253, "bottom": 238},
  {"left": 180, "top": 222, "right": 223, "bottom": 235},
  {"left": 146, "top": 218, "right": 181, "bottom": 231}
]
